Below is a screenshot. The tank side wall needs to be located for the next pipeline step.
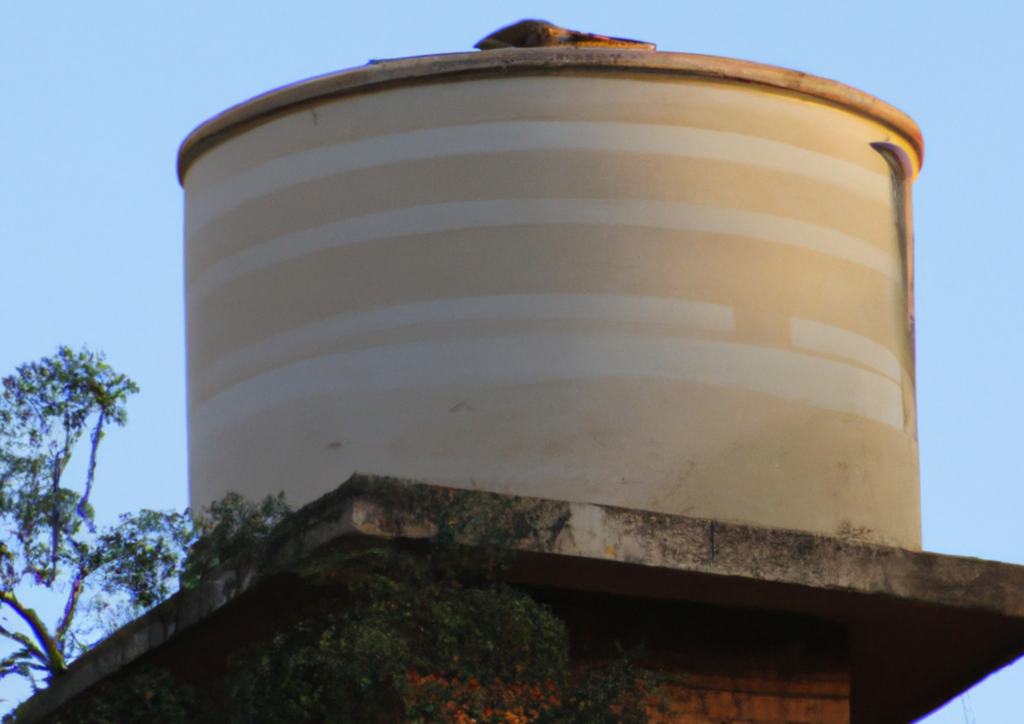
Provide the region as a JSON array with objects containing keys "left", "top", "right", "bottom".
[{"left": 184, "top": 75, "right": 920, "bottom": 548}]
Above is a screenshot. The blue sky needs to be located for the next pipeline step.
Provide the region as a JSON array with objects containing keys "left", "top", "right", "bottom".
[{"left": 2, "top": 1, "right": 1022, "bottom": 719}]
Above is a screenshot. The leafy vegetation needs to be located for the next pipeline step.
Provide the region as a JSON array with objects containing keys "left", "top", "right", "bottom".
[
  {"left": 180, "top": 491, "right": 291, "bottom": 589},
  {"left": 0, "top": 347, "right": 291, "bottom": 691},
  {"left": 1, "top": 349, "right": 663, "bottom": 723},
  {"left": 48, "top": 667, "right": 199, "bottom": 724},
  {"left": 13, "top": 547, "right": 662, "bottom": 724},
  {"left": 225, "top": 548, "right": 663, "bottom": 724},
  {"left": 0, "top": 346, "right": 175, "bottom": 683}
]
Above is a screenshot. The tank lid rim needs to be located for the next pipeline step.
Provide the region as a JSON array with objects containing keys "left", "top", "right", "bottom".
[{"left": 177, "top": 48, "right": 924, "bottom": 184}]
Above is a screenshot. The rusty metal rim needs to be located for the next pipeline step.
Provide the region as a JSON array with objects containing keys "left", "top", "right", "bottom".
[{"left": 177, "top": 48, "right": 924, "bottom": 185}]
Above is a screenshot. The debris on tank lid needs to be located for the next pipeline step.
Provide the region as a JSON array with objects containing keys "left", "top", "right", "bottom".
[{"left": 475, "top": 20, "right": 656, "bottom": 51}]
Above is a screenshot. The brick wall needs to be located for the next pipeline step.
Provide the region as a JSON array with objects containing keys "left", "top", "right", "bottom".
[
  {"left": 659, "top": 671, "right": 848, "bottom": 724},
  {"left": 538, "top": 587, "right": 850, "bottom": 724}
]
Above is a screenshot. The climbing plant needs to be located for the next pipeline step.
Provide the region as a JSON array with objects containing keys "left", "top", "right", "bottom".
[
  {"left": 48, "top": 667, "right": 199, "bottom": 724},
  {"left": 225, "top": 548, "right": 664, "bottom": 724}
]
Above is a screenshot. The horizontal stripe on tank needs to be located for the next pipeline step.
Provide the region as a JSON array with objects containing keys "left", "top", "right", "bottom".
[
  {"left": 186, "top": 151, "right": 897, "bottom": 279},
  {"left": 185, "top": 121, "right": 892, "bottom": 237},
  {"left": 188, "top": 295, "right": 736, "bottom": 404},
  {"left": 190, "top": 333, "right": 905, "bottom": 437},
  {"left": 184, "top": 77, "right": 902, "bottom": 193},
  {"left": 792, "top": 316, "right": 902, "bottom": 382},
  {"left": 187, "top": 199, "right": 901, "bottom": 304},
  {"left": 187, "top": 299, "right": 904, "bottom": 411},
  {"left": 187, "top": 316, "right": 904, "bottom": 409},
  {"left": 186, "top": 223, "right": 908, "bottom": 374}
]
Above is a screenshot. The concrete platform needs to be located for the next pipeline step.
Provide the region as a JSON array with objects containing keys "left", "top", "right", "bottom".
[{"left": 17, "top": 474, "right": 1024, "bottom": 723}]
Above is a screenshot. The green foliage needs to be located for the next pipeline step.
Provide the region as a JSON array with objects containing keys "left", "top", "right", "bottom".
[
  {"left": 180, "top": 491, "right": 291, "bottom": 589},
  {"left": 562, "top": 659, "right": 664, "bottom": 724},
  {"left": 86, "top": 509, "right": 195, "bottom": 633},
  {"left": 0, "top": 346, "right": 138, "bottom": 587},
  {"left": 225, "top": 549, "right": 662, "bottom": 724},
  {"left": 0, "top": 348, "right": 661, "bottom": 722},
  {"left": 0, "top": 347, "right": 149, "bottom": 682},
  {"left": 226, "top": 548, "right": 567, "bottom": 724},
  {"left": 28, "top": 549, "right": 659, "bottom": 724},
  {"left": 47, "top": 667, "right": 199, "bottom": 724},
  {"left": 0, "top": 347, "right": 295, "bottom": 693}
]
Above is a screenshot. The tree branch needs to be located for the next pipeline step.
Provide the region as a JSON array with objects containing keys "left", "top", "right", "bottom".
[
  {"left": 0, "top": 648, "right": 37, "bottom": 680},
  {"left": 0, "top": 626, "right": 47, "bottom": 667},
  {"left": 0, "top": 589, "right": 66, "bottom": 676},
  {"left": 54, "top": 568, "right": 85, "bottom": 646},
  {"left": 50, "top": 446, "right": 65, "bottom": 582},
  {"left": 78, "top": 411, "right": 104, "bottom": 530},
  {"left": 0, "top": 626, "right": 45, "bottom": 663}
]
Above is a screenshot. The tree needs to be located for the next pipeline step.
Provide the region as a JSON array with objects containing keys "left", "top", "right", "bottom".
[
  {"left": 0, "top": 348, "right": 664, "bottom": 723},
  {"left": 0, "top": 347, "right": 190, "bottom": 686},
  {"left": 179, "top": 491, "right": 290, "bottom": 590}
]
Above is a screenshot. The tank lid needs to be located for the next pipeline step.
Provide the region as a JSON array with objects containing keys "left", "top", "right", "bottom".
[
  {"left": 474, "top": 19, "right": 656, "bottom": 51},
  {"left": 178, "top": 46, "right": 924, "bottom": 184}
]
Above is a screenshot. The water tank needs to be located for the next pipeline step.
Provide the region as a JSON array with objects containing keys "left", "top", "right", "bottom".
[{"left": 179, "top": 45, "right": 923, "bottom": 548}]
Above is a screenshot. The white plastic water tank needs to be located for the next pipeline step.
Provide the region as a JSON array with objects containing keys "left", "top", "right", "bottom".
[{"left": 180, "top": 47, "right": 923, "bottom": 548}]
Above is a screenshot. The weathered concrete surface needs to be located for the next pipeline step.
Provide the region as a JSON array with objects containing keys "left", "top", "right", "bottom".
[{"left": 17, "top": 474, "right": 1024, "bottom": 724}]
